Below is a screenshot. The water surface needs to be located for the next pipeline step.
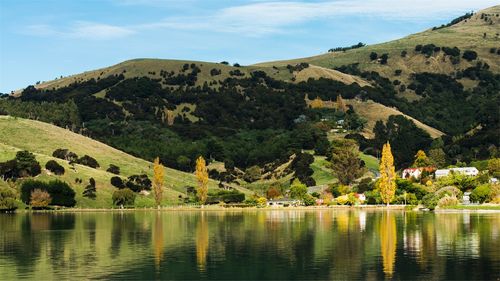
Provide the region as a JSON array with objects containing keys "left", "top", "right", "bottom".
[{"left": 0, "top": 210, "right": 498, "bottom": 280}]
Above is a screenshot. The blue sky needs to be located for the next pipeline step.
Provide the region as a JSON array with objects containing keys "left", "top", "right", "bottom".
[{"left": 0, "top": 0, "right": 497, "bottom": 93}]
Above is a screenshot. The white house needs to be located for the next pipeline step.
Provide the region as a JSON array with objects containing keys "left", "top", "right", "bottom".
[
  {"left": 402, "top": 167, "right": 435, "bottom": 179},
  {"left": 435, "top": 167, "right": 479, "bottom": 178}
]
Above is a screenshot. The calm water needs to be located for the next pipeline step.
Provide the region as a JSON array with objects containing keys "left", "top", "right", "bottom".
[{"left": 0, "top": 210, "right": 499, "bottom": 280}]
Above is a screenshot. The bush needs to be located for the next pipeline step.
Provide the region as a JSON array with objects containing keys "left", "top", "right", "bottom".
[
  {"left": 77, "top": 155, "right": 100, "bottom": 168},
  {"left": 462, "top": 50, "right": 477, "bottom": 61},
  {"left": 336, "top": 195, "right": 349, "bottom": 205},
  {"left": 0, "top": 187, "right": 17, "bottom": 211},
  {"left": 83, "top": 178, "right": 97, "bottom": 199},
  {"left": 394, "top": 192, "right": 418, "bottom": 205},
  {"left": 126, "top": 174, "right": 151, "bottom": 192},
  {"left": 206, "top": 190, "right": 245, "bottom": 204},
  {"left": 380, "top": 53, "right": 389, "bottom": 64},
  {"left": 365, "top": 190, "right": 382, "bottom": 204},
  {"left": 45, "top": 160, "right": 65, "bottom": 175},
  {"left": 21, "top": 179, "right": 76, "bottom": 207},
  {"left": 112, "top": 188, "right": 136, "bottom": 206},
  {"left": 52, "top": 148, "right": 79, "bottom": 162},
  {"left": 422, "top": 193, "right": 439, "bottom": 210},
  {"left": 243, "top": 166, "right": 261, "bottom": 183},
  {"left": 369, "top": 52, "right": 378, "bottom": 60},
  {"left": 106, "top": 164, "right": 120, "bottom": 175},
  {"left": 470, "top": 184, "right": 491, "bottom": 203},
  {"left": 30, "top": 189, "right": 52, "bottom": 209},
  {"left": 304, "top": 194, "right": 316, "bottom": 206},
  {"left": 110, "top": 176, "right": 125, "bottom": 188},
  {"left": 437, "top": 195, "right": 459, "bottom": 208}
]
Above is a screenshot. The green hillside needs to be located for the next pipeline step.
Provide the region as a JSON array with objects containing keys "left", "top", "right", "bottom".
[{"left": 0, "top": 116, "right": 252, "bottom": 208}]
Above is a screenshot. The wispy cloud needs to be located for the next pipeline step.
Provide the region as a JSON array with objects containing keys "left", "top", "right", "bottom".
[
  {"left": 24, "top": 0, "right": 499, "bottom": 39},
  {"left": 25, "top": 21, "right": 135, "bottom": 40}
]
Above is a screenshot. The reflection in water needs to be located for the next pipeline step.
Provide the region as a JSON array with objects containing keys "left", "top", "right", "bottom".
[
  {"left": 153, "top": 212, "right": 164, "bottom": 270},
  {"left": 0, "top": 211, "right": 498, "bottom": 280},
  {"left": 196, "top": 212, "right": 209, "bottom": 272},
  {"left": 379, "top": 211, "right": 397, "bottom": 278}
]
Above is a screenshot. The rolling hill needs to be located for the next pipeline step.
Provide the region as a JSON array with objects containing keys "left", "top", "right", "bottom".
[{"left": 0, "top": 116, "right": 253, "bottom": 208}]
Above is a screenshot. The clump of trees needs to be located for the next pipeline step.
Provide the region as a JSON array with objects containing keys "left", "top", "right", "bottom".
[
  {"left": 432, "top": 12, "right": 473, "bottom": 30},
  {"left": 0, "top": 187, "right": 17, "bottom": 211},
  {"left": 21, "top": 179, "right": 76, "bottom": 207},
  {"left": 0, "top": 150, "right": 41, "bottom": 180},
  {"left": 45, "top": 160, "right": 65, "bottom": 175},
  {"left": 328, "top": 42, "right": 365, "bottom": 52},
  {"left": 206, "top": 190, "right": 245, "bottom": 204},
  {"left": 52, "top": 149, "right": 100, "bottom": 168}
]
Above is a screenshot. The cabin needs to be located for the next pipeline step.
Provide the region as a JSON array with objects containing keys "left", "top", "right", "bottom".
[
  {"left": 267, "top": 198, "right": 302, "bottom": 207},
  {"left": 435, "top": 167, "right": 479, "bottom": 178}
]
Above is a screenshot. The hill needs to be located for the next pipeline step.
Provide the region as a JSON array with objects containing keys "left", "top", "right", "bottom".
[{"left": 0, "top": 116, "right": 252, "bottom": 208}]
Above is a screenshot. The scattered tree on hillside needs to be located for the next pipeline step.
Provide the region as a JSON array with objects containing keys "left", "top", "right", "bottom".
[
  {"left": 336, "top": 95, "right": 347, "bottom": 112},
  {"left": 107, "top": 164, "right": 120, "bottom": 175},
  {"left": 329, "top": 139, "right": 365, "bottom": 185},
  {"left": 45, "top": 160, "right": 65, "bottom": 175},
  {"left": 380, "top": 54, "right": 389, "bottom": 65},
  {"left": 195, "top": 156, "right": 208, "bottom": 204},
  {"left": 153, "top": 157, "right": 165, "bottom": 208},
  {"left": 83, "top": 177, "right": 96, "bottom": 199},
  {"left": 462, "top": 50, "right": 477, "bottom": 61},
  {"left": 369, "top": 52, "right": 378, "bottom": 61},
  {"left": 379, "top": 142, "right": 396, "bottom": 205},
  {"left": 412, "top": 150, "right": 433, "bottom": 167}
]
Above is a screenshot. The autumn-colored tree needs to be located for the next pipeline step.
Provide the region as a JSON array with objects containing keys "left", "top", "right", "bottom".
[
  {"left": 379, "top": 142, "right": 397, "bottom": 205},
  {"left": 195, "top": 156, "right": 209, "bottom": 204},
  {"left": 266, "top": 186, "right": 281, "bottom": 199},
  {"left": 413, "top": 150, "right": 432, "bottom": 167},
  {"left": 153, "top": 157, "right": 165, "bottom": 208},
  {"left": 336, "top": 95, "right": 347, "bottom": 112},
  {"left": 310, "top": 97, "right": 324, "bottom": 108},
  {"left": 30, "top": 189, "right": 51, "bottom": 208}
]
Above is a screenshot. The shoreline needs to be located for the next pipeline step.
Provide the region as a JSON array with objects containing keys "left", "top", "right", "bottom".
[{"left": 7, "top": 204, "right": 500, "bottom": 213}]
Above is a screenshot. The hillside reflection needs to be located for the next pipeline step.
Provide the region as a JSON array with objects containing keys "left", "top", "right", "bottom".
[{"left": 0, "top": 210, "right": 498, "bottom": 280}]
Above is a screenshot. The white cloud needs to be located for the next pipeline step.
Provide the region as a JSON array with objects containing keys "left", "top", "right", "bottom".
[{"left": 25, "top": 21, "right": 135, "bottom": 40}]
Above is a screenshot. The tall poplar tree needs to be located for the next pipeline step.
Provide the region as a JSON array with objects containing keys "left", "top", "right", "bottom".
[
  {"left": 195, "top": 156, "right": 208, "bottom": 204},
  {"left": 336, "top": 95, "right": 347, "bottom": 112},
  {"left": 153, "top": 157, "right": 164, "bottom": 208},
  {"left": 379, "top": 142, "right": 396, "bottom": 205}
]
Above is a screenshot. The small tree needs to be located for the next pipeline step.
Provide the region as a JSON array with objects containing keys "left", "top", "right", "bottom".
[
  {"left": 45, "top": 160, "right": 65, "bottom": 175},
  {"left": 30, "top": 189, "right": 51, "bottom": 209},
  {"left": 153, "top": 157, "right": 165, "bottom": 208},
  {"left": 380, "top": 53, "right": 389, "bottom": 64},
  {"left": 110, "top": 176, "right": 125, "bottom": 188},
  {"left": 195, "top": 156, "right": 208, "bottom": 204},
  {"left": 379, "top": 142, "right": 396, "bottom": 205},
  {"left": 83, "top": 178, "right": 96, "bottom": 199},
  {"left": 369, "top": 52, "right": 378, "bottom": 60},
  {"left": 112, "top": 188, "right": 136, "bottom": 207},
  {"left": 0, "top": 187, "right": 17, "bottom": 211},
  {"left": 106, "top": 164, "right": 120, "bottom": 175},
  {"left": 289, "top": 179, "right": 308, "bottom": 200},
  {"left": 412, "top": 150, "right": 432, "bottom": 167},
  {"left": 330, "top": 139, "right": 365, "bottom": 185}
]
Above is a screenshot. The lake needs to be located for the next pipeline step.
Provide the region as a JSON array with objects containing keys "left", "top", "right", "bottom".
[{"left": 0, "top": 210, "right": 499, "bottom": 280}]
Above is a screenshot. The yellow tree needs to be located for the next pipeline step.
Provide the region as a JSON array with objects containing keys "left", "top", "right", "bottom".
[
  {"left": 196, "top": 156, "right": 208, "bottom": 204},
  {"left": 413, "top": 150, "right": 432, "bottom": 167},
  {"left": 379, "top": 142, "right": 396, "bottom": 205},
  {"left": 310, "top": 97, "right": 324, "bottom": 108},
  {"left": 153, "top": 157, "right": 165, "bottom": 208},
  {"left": 336, "top": 94, "right": 347, "bottom": 112}
]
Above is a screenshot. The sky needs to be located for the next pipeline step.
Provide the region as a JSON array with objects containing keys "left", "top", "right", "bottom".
[{"left": 0, "top": 0, "right": 497, "bottom": 93}]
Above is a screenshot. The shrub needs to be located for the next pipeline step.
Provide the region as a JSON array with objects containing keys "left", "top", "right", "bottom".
[
  {"left": 394, "top": 192, "right": 418, "bottom": 205},
  {"left": 83, "top": 178, "right": 96, "bottom": 199},
  {"left": 52, "top": 148, "right": 78, "bottom": 162},
  {"left": 304, "top": 194, "right": 316, "bottom": 206},
  {"left": 462, "top": 50, "right": 477, "bottom": 61},
  {"left": 257, "top": 197, "right": 267, "bottom": 207},
  {"left": 110, "top": 176, "right": 125, "bottom": 188},
  {"left": 77, "top": 155, "right": 100, "bottom": 168},
  {"left": 45, "top": 160, "right": 65, "bottom": 175},
  {"left": 422, "top": 193, "right": 439, "bottom": 210},
  {"left": 21, "top": 179, "right": 76, "bottom": 207},
  {"left": 380, "top": 54, "right": 389, "bottom": 64},
  {"left": 206, "top": 190, "right": 245, "bottom": 204},
  {"left": 290, "top": 179, "right": 308, "bottom": 200},
  {"left": 106, "top": 164, "right": 120, "bottom": 175},
  {"left": 126, "top": 174, "right": 151, "bottom": 192},
  {"left": 266, "top": 187, "right": 281, "bottom": 199},
  {"left": 369, "top": 52, "right": 378, "bottom": 60},
  {"left": 336, "top": 195, "right": 349, "bottom": 205},
  {"left": 437, "top": 195, "right": 459, "bottom": 208},
  {"left": 401, "top": 50, "right": 407, "bottom": 57},
  {"left": 365, "top": 190, "right": 382, "bottom": 204},
  {"left": 112, "top": 188, "right": 136, "bottom": 206},
  {"left": 0, "top": 187, "right": 17, "bottom": 211},
  {"left": 470, "top": 184, "right": 491, "bottom": 203},
  {"left": 30, "top": 189, "right": 51, "bottom": 209}
]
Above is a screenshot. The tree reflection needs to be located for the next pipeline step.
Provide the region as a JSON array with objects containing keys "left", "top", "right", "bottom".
[
  {"left": 379, "top": 211, "right": 397, "bottom": 278},
  {"left": 153, "top": 212, "right": 164, "bottom": 270},
  {"left": 196, "top": 212, "right": 209, "bottom": 271}
]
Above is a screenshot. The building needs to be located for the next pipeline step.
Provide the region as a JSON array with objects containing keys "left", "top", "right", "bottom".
[
  {"left": 402, "top": 167, "right": 435, "bottom": 179},
  {"left": 435, "top": 167, "right": 479, "bottom": 178},
  {"left": 267, "top": 198, "right": 302, "bottom": 207}
]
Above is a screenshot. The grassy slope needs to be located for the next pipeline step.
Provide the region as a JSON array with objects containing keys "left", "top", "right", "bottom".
[
  {"left": 255, "top": 6, "right": 500, "bottom": 92},
  {"left": 0, "top": 116, "right": 252, "bottom": 208}
]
